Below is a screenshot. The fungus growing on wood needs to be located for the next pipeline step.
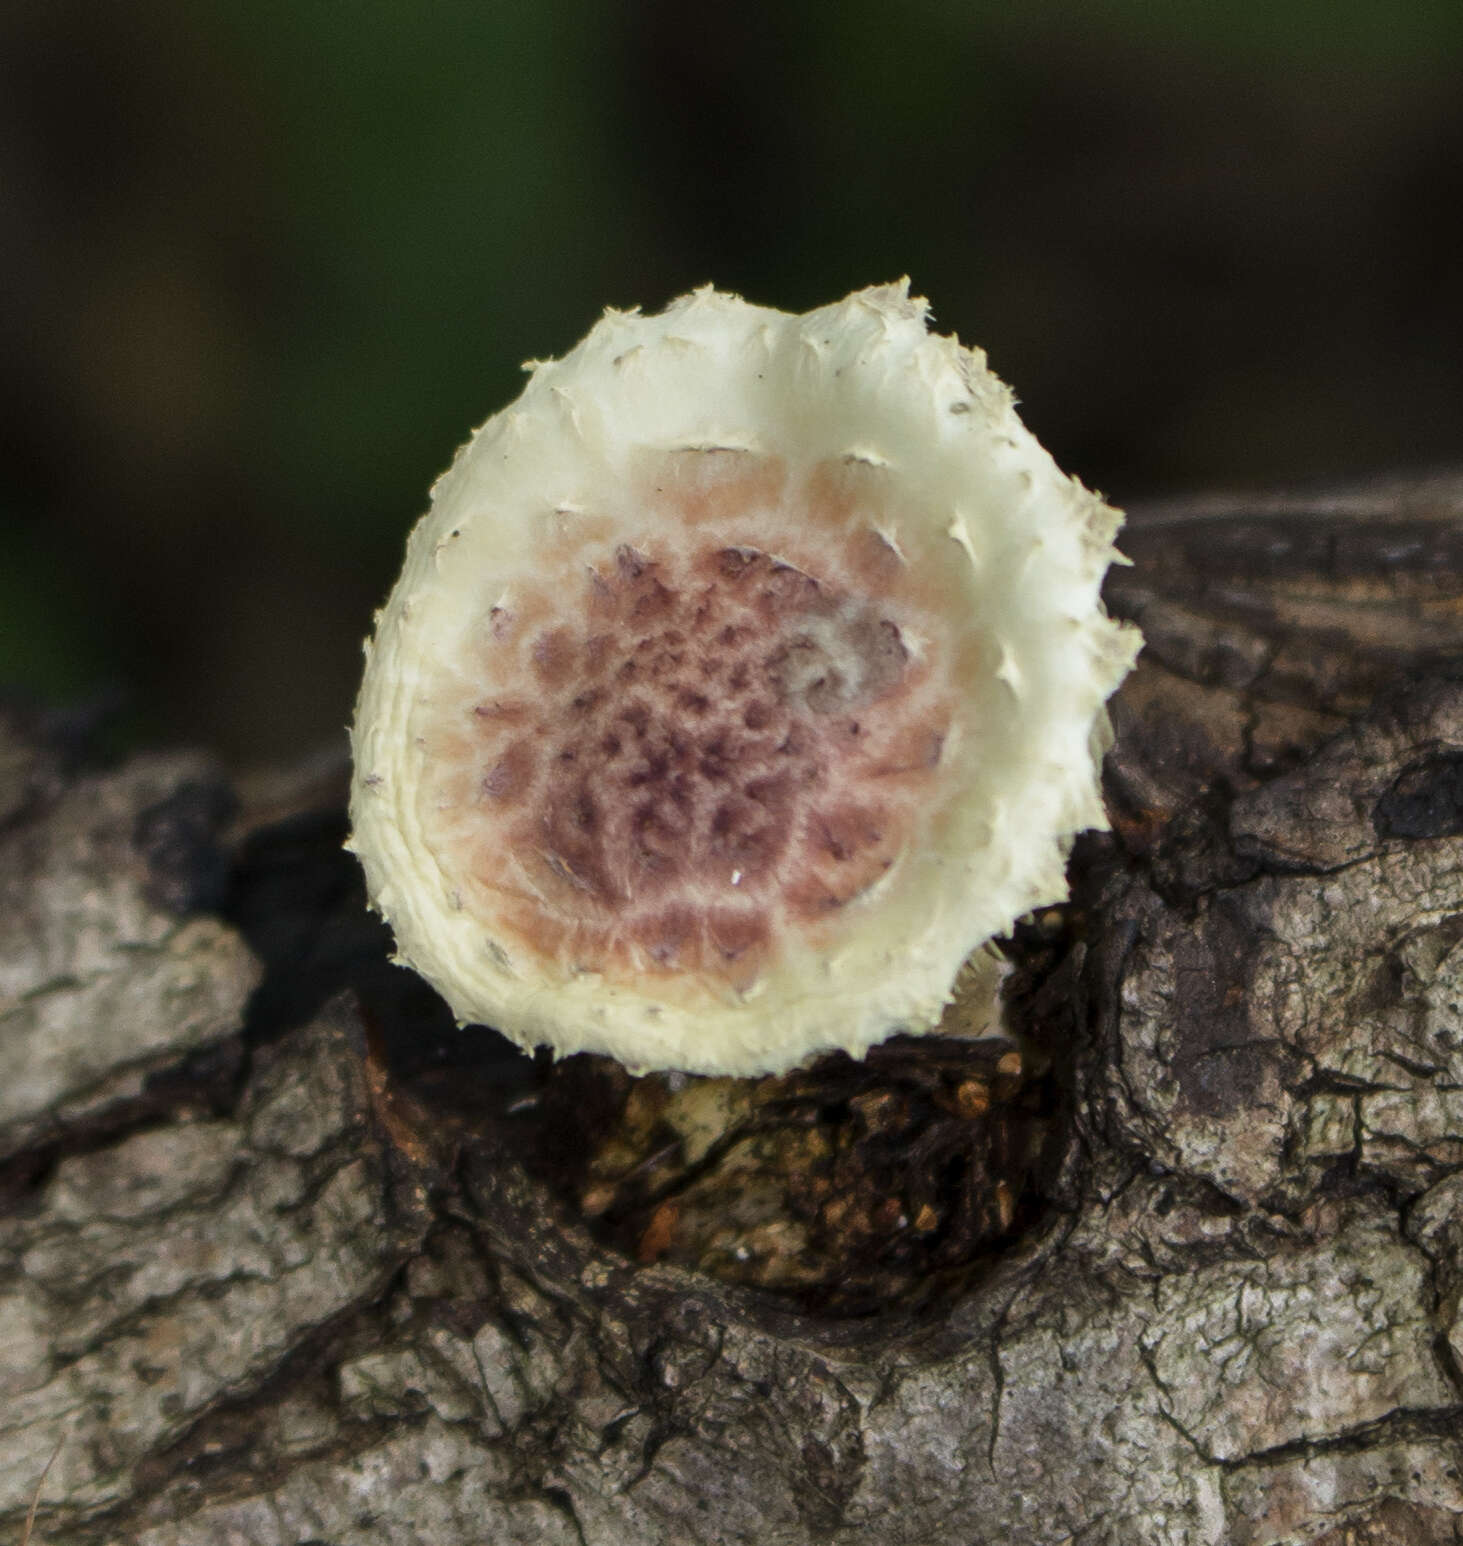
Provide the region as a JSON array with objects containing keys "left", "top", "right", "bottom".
[{"left": 349, "top": 283, "right": 1139, "bottom": 1075}]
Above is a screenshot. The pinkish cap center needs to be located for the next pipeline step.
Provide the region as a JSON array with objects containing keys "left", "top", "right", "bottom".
[{"left": 420, "top": 456, "right": 957, "bottom": 989}]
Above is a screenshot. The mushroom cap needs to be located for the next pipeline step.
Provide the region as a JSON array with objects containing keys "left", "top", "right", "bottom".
[{"left": 349, "top": 282, "right": 1139, "bottom": 1075}]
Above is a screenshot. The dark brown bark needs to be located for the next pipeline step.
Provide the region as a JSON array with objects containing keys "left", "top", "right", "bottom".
[{"left": 4, "top": 472, "right": 1463, "bottom": 1545}]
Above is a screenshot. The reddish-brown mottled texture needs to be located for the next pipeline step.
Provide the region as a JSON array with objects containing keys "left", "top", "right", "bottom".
[{"left": 458, "top": 535, "right": 950, "bottom": 983}]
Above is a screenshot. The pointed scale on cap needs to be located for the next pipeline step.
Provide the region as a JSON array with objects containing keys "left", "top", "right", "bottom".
[{"left": 349, "top": 282, "right": 1141, "bottom": 1075}]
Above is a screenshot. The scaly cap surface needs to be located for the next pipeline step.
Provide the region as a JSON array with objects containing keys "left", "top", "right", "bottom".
[{"left": 350, "top": 283, "right": 1140, "bottom": 1074}]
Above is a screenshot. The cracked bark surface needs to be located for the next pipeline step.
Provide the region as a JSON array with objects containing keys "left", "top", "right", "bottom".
[{"left": 5, "top": 472, "right": 1463, "bottom": 1545}]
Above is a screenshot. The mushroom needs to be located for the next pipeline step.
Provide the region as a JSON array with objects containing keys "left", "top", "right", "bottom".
[{"left": 349, "top": 282, "right": 1139, "bottom": 1076}]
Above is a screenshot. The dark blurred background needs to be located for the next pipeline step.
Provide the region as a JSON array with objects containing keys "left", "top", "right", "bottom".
[{"left": 3, "top": 0, "right": 1460, "bottom": 765}]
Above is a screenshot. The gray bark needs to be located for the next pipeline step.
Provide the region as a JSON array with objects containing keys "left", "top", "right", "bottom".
[{"left": 5, "top": 473, "right": 1463, "bottom": 1545}]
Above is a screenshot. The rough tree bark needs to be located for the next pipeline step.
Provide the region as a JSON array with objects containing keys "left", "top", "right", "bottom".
[{"left": 4, "top": 473, "right": 1463, "bottom": 1546}]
